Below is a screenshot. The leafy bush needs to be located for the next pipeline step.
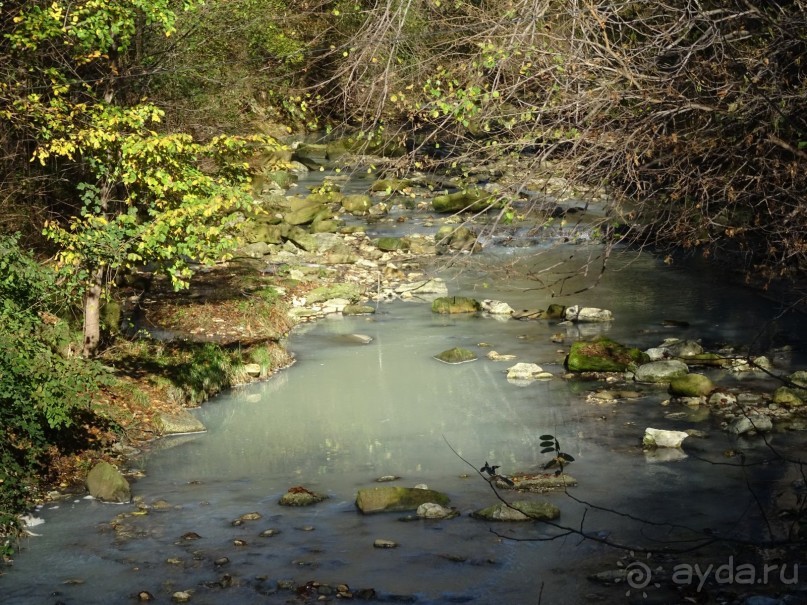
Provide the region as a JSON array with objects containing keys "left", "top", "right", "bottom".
[{"left": 0, "top": 235, "right": 104, "bottom": 537}]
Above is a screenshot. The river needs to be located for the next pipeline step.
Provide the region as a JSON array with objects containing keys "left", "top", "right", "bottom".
[{"left": 3, "top": 237, "right": 806, "bottom": 604}]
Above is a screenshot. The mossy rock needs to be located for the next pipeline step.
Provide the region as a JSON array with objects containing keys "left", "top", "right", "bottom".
[
  {"left": 306, "top": 282, "right": 364, "bottom": 304},
  {"left": 669, "top": 373, "right": 714, "bottom": 397},
  {"left": 432, "top": 189, "right": 494, "bottom": 213},
  {"left": 341, "top": 194, "right": 372, "bottom": 215},
  {"left": 376, "top": 237, "right": 410, "bottom": 252},
  {"left": 565, "top": 337, "right": 649, "bottom": 372},
  {"left": 342, "top": 304, "right": 376, "bottom": 316},
  {"left": 431, "top": 296, "right": 480, "bottom": 314},
  {"left": 243, "top": 222, "right": 283, "bottom": 244},
  {"left": 86, "top": 461, "right": 131, "bottom": 503},
  {"left": 686, "top": 353, "right": 729, "bottom": 367},
  {"left": 545, "top": 304, "right": 566, "bottom": 319},
  {"left": 772, "top": 386, "right": 805, "bottom": 408},
  {"left": 370, "top": 178, "right": 411, "bottom": 193},
  {"left": 285, "top": 226, "right": 319, "bottom": 252},
  {"left": 434, "top": 347, "right": 478, "bottom": 364},
  {"left": 284, "top": 201, "right": 325, "bottom": 226},
  {"left": 356, "top": 486, "right": 450, "bottom": 514}
]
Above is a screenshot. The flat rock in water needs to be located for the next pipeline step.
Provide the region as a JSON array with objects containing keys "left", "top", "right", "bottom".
[
  {"left": 416, "top": 502, "right": 460, "bottom": 519},
  {"left": 633, "top": 360, "right": 689, "bottom": 383},
  {"left": 506, "top": 362, "right": 552, "bottom": 380},
  {"left": 356, "top": 486, "right": 450, "bottom": 514},
  {"left": 471, "top": 500, "right": 560, "bottom": 522},
  {"left": 500, "top": 473, "right": 577, "bottom": 491},
  {"left": 643, "top": 428, "right": 689, "bottom": 448},
  {"left": 480, "top": 299, "right": 514, "bottom": 315},
  {"left": 279, "top": 486, "right": 328, "bottom": 506},
  {"left": 434, "top": 347, "right": 478, "bottom": 364},
  {"left": 156, "top": 409, "right": 206, "bottom": 436}
]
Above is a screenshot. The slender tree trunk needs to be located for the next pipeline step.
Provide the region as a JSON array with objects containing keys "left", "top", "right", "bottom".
[{"left": 82, "top": 267, "right": 104, "bottom": 357}]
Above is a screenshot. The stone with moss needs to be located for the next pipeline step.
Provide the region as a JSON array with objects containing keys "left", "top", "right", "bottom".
[
  {"left": 285, "top": 226, "right": 319, "bottom": 252},
  {"left": 772, "top": 386, "right": 804, "bottom": 408},
  {"left": 376, "top": 237, "right": 409, "bottom": 252},
  {"left": 545, "top": 304, "right": 566, "bottom": 319},
  {"left": 370, "top": 178, "right": 411, "bottom": 193},
  {"left": 356, "top": 486, "right": 450, "bottom": 514},
  {"left": 669, "top": 373, "right": 714, "bottom": 397},
  {"left": 431, "top": 296, "right": 480, "bottom": 314},
  {"left": 284, "top": 201, "right": 325, "bottom": 226},
  {"left": 86, "top": 461, "right": 131, "bottom": 503},
  {"left": 341, "top": 194, "right": 372, "bottom": 215},
  {"left": 434, "top": 347, "right": 478, "bottom": 364},
  {"left": 342, "top": 304, "right": 376, "bottom": 316},
  {"left": 565, "top": 337, "right": 649, "bottom": 372},
  {"left": 432, "top": 189, "right": 494, "bottom": 213},
  {"left": 305, "top": 282, "right": 364, "bottom": 304}
]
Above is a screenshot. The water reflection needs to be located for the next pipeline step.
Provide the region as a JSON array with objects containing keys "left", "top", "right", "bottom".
[{"left": 3, "top": 247, "right": 806, "bottom": 604}]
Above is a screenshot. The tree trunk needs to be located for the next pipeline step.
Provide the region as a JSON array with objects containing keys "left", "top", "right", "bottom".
[{"left": 82, "top": 268, "right": 104, "bottom": 357}]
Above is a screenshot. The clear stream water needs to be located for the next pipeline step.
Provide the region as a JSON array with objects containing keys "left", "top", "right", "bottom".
[{"left": 3, "top": 242, "right": 807, "bottom": 605}]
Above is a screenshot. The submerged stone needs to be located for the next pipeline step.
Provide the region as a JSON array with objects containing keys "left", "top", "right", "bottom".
[
  {"left": 355, "top": 486, "right": 450, "bottom": 514},
  {"left": 471, "top": 500, "right": 560, "bottom": 522},
  {"left": 279, "top": 486, "right": 328, "bottom": 506},
  {"left": 434, "top": 347, "right": 478, "bottom": 364}
]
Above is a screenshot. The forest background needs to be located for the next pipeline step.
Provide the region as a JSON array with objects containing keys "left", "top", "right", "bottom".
[{"left": 1, "top": 0, "right": 805, "bottom": 548}]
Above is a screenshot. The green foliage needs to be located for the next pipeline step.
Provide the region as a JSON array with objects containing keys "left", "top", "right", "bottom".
[
  {"left": 171, "top": 343, "right": 234, "bottom": 405},
  {"left": 0, "top": 236, "right": 105, "bottom": 523}
]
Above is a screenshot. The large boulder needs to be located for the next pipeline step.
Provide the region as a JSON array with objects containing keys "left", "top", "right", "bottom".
[
  {"left": 471, "top": 500, "right": 560, "bottom": 522},
  {"left": 633, "top": 360, "right": 689, "bottom": 383},
  {"left": 355, "top": 486, "right": 450, "bottom": 514},
  {"left": 565, "top": 337, "right": 649, "bottom": 372},
  {"left": 86, "top": 461, "right": 131, "bottom": 503}
]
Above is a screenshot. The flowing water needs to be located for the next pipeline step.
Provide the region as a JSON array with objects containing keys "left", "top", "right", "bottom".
[{"left": 3, "top": 242, "right": 807, "bottom": 604}]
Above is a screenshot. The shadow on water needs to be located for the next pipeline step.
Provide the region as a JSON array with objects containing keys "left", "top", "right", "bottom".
[{"left": 3, "top": 246, "right": 807, "bottom": 604}]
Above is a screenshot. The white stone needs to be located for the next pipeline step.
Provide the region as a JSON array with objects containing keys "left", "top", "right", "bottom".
[
  {"left": 564, "top": 305, "right": 613, "bottom": 322},
  {"left": 643, "top": 428, "right": 689, "bottom": 448},
  {"left": 480, "top": 299, "right": 514, "bottom": 315},
  {"left": 417, "top": 502, "right": 454, "bottom": 519},
  {"left": 506, "top": 362, "right": 551, "bottom": 381}
]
